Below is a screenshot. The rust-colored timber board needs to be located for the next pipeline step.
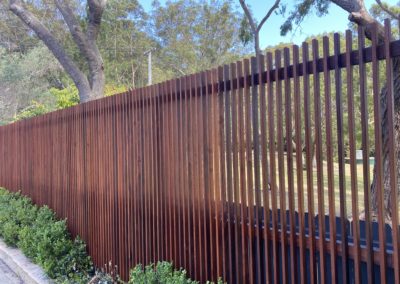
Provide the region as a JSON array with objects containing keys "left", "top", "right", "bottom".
[
  {"left": 266, "top": 52, "right": 279, "bottom": 284},
  {"left": 189, "top": 74, "right": 197, "bottom": 278},
  {"left": 284, "top": 47, "right": 297, "bottom": 284},
  {"left": 259, "top": 53, "right": 272, "bottom": 284},
  {"left": 384, "top": 19, "right": 400, "bottom": 284},
  {"left": 174, "top": 78, "right": 180, "bottom": 267},
  {"left": 334, "top": 33, "right": 349, "bottom": 284},
  {"left": 371, "top": 23, "right": 387, "bottom": 284},
  {"left": 211, "top": 68, "right": 223, "bottom": 280},
  {"left": 140, "top": 86, "right": 147, "bottom": 265},
  {"left": 183, "top": 75, "right": 190, "bottom": 272},
  {"left": 346, "top": 29, "right": 361, "bottom": 284},
  {"left": 150, "top": 85, "right": 156, "bottom": 264},
  {"left": 237, "top": 61, "right": 250, "bottom": 283},
  {"left": 358, "top": 26, "right": 374, "bottom": 284},
  {"left": 222, "top": 64, "right": 233, "bottom": 284},
  {"left": 203, "top": 70, "right": 212, "bottom": 281},
  {"left": 217, "top": 66, "right": 228, "bottom": 281},
  {"left": 195, "top": 72, "right": 205, "bottom": 282},
  {"left": 230, "top": 62, "right": 240, "bottom": 284},
  {"left": 184, "top": 75, "right": 191, "bottom": 274},
  {"left": 292, "top": 44, "right": 307, "bottom": 284},
  {"left": 250, "top": 56, "right": 262, "bottom": 284},
  {"left": 167, "top": 81, "right": 173, "bottom": 262},
  {"left": 302, "top": 41, "right": 317, "bottom": 284},
  {"left": 322, "top": 36, "right": 337, "bottom": 283},
  {"left": 243, "top": 58, "right": 255, "bottom": 284},
  {"left": 276, "top": 50, "right": 288, "bottom": 284},
  {"left": 312, "top": 39, "right": 326, "bottom": 284}
]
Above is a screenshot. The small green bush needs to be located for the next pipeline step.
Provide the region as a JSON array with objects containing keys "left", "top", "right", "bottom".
[
  {"left": 0, "top": 187, "right": 93, "bottom": 283},
  {"left": 129, "top": 262, "right": 197, "bottom": 284},
  {"left": 128, "top": 261, "right": 224, "bottom": 284},
  {"left": 0, "top": 190, "right": 37, "bottom": 246}
]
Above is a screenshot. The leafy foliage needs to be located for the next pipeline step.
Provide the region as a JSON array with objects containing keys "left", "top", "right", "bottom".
[
  {"left": 0, "top": 188, "right": 93, "bottom": 283},
  {"left": 0, "top": 45, "right": 63, "bottom": 123},
  {"left": 128, "top": 261, "right": 224, "bottom": 284},
  {"left": 12, "top": 101, "right": 49, "bottom": 121},
  {"left": 151, "top": 0, "right": 250, "bottom": 78},
  {"left": 50, "top": 86, "right": 80, "bottom": 109},
  {"left": 280, "top": 0, "right": 330, "bottom": 36}
]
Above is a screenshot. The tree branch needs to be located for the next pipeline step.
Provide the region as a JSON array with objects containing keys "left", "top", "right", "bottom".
[
  {"left": 54, "top": 0, "right": 105, "bottom": 97},
  {"left": 85, "top": 0, "right": 106, "bottom": 96},
  {"left": 239, "top": 0, "right": 257, "bottom": 33},
  {"left": 54, "top": 1, "right": 94, "bottom": 62},
  {"left": 330, "top": 0, "right": 362, "bottom": 13},
  {"left": 331, "top": 0, "right": 385, "bottom": 42},
  {"left": 375, "top": 0, "right": 400, "bottom": 20},
  {"left": 257, "top": 0, "right": 281, "bottom": 32},
  {"left": 8, "top": 0, "right": 91, "bottom": 99},
  {"left": 87, "top": 0, "right": 107, "bottom": 42}
]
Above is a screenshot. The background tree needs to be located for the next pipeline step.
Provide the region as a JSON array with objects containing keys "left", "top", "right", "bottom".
[
  {"left": 7, "top": 0, "right": 107, "bottom": 103},
  {"left": 0, "top": 45, "right": 64, "bottom": 124},
  {"left": 1, "top": 0, "right": 251, "bottom": 122},
  {"left": 374, "top": 0, "right": 400, "bottom": 29},
  {"left": 282, "top": 0, "right": 400, "bottom": 220},
  {"left": 152, "top": 0, "right": 249, "bottom": 77},
  {"left": 98, "top": 0, "right": 154, "bottom": 89},
  {"left": 238, "top": 0, "right": 281, "bottom": 58}
]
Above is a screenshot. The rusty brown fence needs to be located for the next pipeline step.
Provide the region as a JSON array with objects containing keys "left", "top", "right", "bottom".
[{"left": 1, "top": 22, "right": 400, "bottom": 283}]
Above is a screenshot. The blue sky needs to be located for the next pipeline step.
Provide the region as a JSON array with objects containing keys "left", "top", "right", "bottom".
[{"left": 139, "top": 0, "right": 398, "bottom": 48}]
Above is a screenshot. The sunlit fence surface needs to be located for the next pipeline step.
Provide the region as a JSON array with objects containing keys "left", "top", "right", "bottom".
[{"left": 1, "top": 21, "right": 400, "bottom": 283}]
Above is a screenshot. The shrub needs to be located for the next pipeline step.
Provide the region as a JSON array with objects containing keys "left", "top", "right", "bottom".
[
  {"left": 0, "top": 187, "right": 93, "bottom": 283},
  {"left": 0, "top": 190, "right": 37, "bottom": 246},
  {"left": 128, "top": 261, "right": 224, "bottom": 284},
  {"left": 129, "top": 262, "right": 195, "bottom": 284}
]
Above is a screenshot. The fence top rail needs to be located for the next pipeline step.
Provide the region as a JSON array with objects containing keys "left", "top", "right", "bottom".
[{"left": 2, "top": 30, "right": 400, "bottom": 127}]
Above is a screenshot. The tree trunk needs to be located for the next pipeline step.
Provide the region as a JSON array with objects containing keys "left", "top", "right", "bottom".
[
  {"left": 131, "top": 64, "right": 136, "bottom": 89},
  {"left": 254, "top": 33, "right": 261, "bottom": 59},
  {"left": 9, "top": 0, "right": 106, "bottom": 103},
  {"left": 370, "top": 56, "right": 400, "bottom": 221}
]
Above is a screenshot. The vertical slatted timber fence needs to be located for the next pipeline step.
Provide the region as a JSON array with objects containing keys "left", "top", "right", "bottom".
[{"left": 1, "top": 22, "right": 400, "bottom": 283}]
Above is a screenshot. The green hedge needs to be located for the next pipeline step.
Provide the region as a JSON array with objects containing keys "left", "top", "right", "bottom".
[
  {"left": 0, "top": 188, "right": 93, "bottom": 283},
  {"left": 0, "top": 188, "right": 223, "bottom": 283}
]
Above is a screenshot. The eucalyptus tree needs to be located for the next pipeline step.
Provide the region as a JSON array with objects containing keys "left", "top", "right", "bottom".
[
  {"left": 7, "top": 0, "right": 107, "bottom": 102},
  {"left": 238, "top": 0, "right": 281, "bottom": 58},
  {"left": 98, "top": 0, "right": 154, "bottom": 88},
  {"left": 151, "top": 0, "right": 249, "bottom": 78}
]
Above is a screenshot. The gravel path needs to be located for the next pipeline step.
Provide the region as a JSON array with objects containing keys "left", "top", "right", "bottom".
[{"left": 0, "top": 258, "right": 24, "bottom": 283}]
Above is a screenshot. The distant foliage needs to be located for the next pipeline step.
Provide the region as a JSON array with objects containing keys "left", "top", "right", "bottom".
[
  {"left": 50, "top": 86, "right": 80, "bottom": 109},
  {"left": 12, "top": 101, "right": 49, "bottom": 121},
  {"left": 11, "top": 83, "right": 128, "bottom": 123},
  {"left": 0, "top": 45, "right": 63, "bottom": 123},
  {"left": 105, "top": 84, "right": 128, "bottom": 97}
]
